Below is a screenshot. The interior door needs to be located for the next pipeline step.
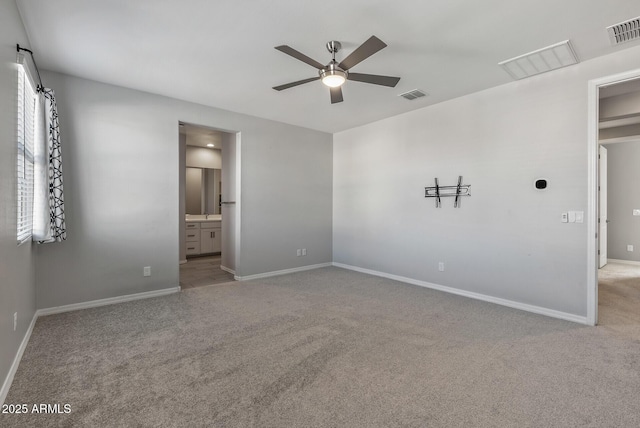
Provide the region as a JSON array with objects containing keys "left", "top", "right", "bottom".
[
  {"left": 221, "top": 133, "right": 237, "bottom": 273},
  {"left": 599, "top": 145, "right": 608, "bottom": 268}
]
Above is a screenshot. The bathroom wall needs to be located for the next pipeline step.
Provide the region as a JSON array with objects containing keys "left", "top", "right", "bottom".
[{"left": 185, "top": 145, "right": 221, "bottom": 169}]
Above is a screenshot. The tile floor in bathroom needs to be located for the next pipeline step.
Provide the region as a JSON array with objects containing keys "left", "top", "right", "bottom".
[{"left": 179, "top": 254, "right": 235, "bottom": 289}]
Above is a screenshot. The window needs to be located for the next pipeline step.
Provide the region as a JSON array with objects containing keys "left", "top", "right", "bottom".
[{"left": 17, "top": 63, "right": 37, "bottom": 244}]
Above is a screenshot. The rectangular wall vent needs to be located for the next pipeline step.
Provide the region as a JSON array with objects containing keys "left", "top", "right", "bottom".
[
  {"left": 607, "top": 17, "right": 640, "bottom": 45},
  {"left": 399, "top": 89, "right": 427, "bottom": 100},
  {"left": 498, "top": 40, "right": 579, "bottom": 80}
]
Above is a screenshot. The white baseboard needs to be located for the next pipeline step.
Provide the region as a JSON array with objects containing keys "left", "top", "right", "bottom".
[
  {"left": 0, "top": 311, "right": 38, "bottom": 406},
  {"left": 332, "top": 262, "right": 588, "bottom": 325},
  {"left": 220, "top": 265, "right": 235, "bottom": 275},
  {"left": 607, "top": 258, "right": 640, "bottom": 267},
  {"left": 235, "top": 263, "right": 332, "bottom": 281},
  {"left": 36, "top": 287, "right": 181, "bottom": 317}
]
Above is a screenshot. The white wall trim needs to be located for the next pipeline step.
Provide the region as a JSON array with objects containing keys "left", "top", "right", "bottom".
[
  {"left": 333, "top": 262, "right": 588, "bottom": 325},
  {"left": 607, "top": 258, "right": 640, "bottom": 266},
  {"left": 36, "top": 287, "right": 181, "bottom": 317},
  {"left": 0, "top": 311, "right": 38, "bottom": 406},
  {"left": 235, "top": 263, "right": 332, "bottom": 281},
  {"left": 587, "top": 68, "right": 640, "bottom": 326},
  {"left": 220, "top": 265, "right": 235, "bottom": 275}
]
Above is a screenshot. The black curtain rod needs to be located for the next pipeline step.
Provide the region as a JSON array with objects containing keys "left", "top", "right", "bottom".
[{"left": 17, "top": 44, "right": 44, "bottom": 91}]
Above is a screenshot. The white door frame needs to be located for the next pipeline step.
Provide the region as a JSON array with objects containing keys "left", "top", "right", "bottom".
[
  {"left": 178, "top": 124, "right": 242, "bottom": 276},
  {"left": 587, "top": 68, "right": 640, "bottom": 326}
]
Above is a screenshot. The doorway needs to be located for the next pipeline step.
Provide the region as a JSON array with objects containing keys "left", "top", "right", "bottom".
[
  {"left": 588, "top": 69, "right": 640, "bottom": 326},
  {"left": 178, "top": 122, "right": 241, "bottom": 288}
]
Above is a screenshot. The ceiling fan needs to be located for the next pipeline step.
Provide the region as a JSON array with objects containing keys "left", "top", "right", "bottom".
[{"left": 272, "top": 35, "right": 401, "bottom": 104}]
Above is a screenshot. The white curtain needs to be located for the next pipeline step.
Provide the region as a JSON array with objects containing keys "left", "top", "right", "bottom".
[{"left": 32, "top": 88, "right": 66, "bottom": 243}]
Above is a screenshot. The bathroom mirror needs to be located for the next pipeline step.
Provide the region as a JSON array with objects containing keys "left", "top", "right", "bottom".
[{"left": 186, "top": 167, "right": 222, "bottom": 215}]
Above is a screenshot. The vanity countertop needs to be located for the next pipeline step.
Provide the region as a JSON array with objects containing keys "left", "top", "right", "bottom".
[{"left": 186, "top": 215, "right": 222, "bottom": 223}]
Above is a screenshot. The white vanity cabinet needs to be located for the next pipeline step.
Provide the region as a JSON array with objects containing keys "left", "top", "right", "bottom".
[
  {"left": 200, "top": 222, "right": 221, "bottom": 253},
  {"left": 185, "top": 222, "right": 201, "bottom": 255},
  {"left": 185, "top": 220, "right": 221, "bottom": 256}
]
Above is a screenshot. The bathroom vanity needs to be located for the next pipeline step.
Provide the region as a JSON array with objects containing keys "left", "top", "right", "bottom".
[{"left": 185, "top": 215, "right": 222, "bottom": 256}]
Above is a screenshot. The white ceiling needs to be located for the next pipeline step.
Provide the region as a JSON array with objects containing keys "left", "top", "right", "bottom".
[{"left": 15, "top": 0, "right": 640, "bottom": 133}]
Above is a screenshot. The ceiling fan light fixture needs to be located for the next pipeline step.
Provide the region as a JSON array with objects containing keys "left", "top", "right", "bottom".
[
  {"left": 320, "top": 61, "right": 347, "bottom": 87},
  {"left": 321, "top": 71, "right": 346, "bottom": 87}
]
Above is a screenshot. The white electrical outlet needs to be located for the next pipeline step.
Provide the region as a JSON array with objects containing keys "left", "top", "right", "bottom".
[
  {"left": 302, "top": 248, "right": 307, "bottom": 256},
  {"left": 296, "top": 249, "right": 301, "bottom": 257},
  {"left": 143, "top": 266, "right": 151, "bottom": 277},
  {"left": 438, "top": 262, "right": 445, "bottom": 272},
  {"left": 14, "top": 312, "right": 17, "bottom": 331},
  {"left": 628, "top": 245, "right": 634, "bottom": 252}
]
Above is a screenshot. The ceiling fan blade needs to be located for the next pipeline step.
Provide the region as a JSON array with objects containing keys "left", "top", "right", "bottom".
[
  {"left": 347, "top": 72, "right": 400, "bottom": 87},
  {"left": 275, "top": 45, "right": 325, "bottom": 70},
  {"left": 338, "top": 36, "right": 387, "bottom": 70},
  {"left": 273, "top": 76, "right": 320, "bottom": 91},
  {"left": 330, "top": 86, "right": 343, "bottom": 104}
]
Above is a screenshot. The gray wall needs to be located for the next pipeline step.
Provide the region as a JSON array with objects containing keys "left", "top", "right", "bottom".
[
  {"left": 185, "top": 145, "right": 221, "bottom": 169},
  {"left": 604, "top": 142, "right": 640, "bottom": 262},
  {"left": 35, "top": 71, "right": 333, "bottom": 309},
  {"left": 333, "top": 44, "right": 640, "bottom": 318},
  {"left": 0, "top": 0, "right": 37, "bottom": 400}
]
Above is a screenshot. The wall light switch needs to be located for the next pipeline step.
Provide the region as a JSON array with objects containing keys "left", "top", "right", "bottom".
[
  {"left": 296, "top": 249, "right": 301, "bottom": 257},
  {"left": 628, "top": 245, "right": 634, "bottom": 252},
  {"left": 561, "top": 213, "right": 568, "bottom": 223},
  {"left": 302, "top": 248, "right": 307, "bottom": 256},
  {"left": 143, "top": 266, "right": 151, "bottom": 277},
  {"left": 568, "top": 211, "right": 576, "bottom": 223},
  {"left": 634, "top": 209, "right": 640, "bottom": 216},
  {"left": 438, "top": 262, "right": 445, "bottom": 272}
]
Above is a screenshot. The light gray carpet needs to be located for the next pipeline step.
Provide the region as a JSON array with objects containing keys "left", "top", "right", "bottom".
[{"left": 3, "top": 266, "right": 640, "bottom": 427}]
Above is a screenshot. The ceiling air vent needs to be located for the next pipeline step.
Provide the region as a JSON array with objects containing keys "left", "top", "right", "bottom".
[
  {"left": 607, "top": 17, "right": 640, "bottom": 45},
  {"left": 498, "top": 40, "right": 579, "bottom": 80},
  {"left": 399, "top": 89, "right": 427, "bottom": 100}
]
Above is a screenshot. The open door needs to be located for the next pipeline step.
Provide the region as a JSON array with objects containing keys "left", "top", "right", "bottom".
[
  {"left": 221, "top": 132, "right": 238, "bottom": 274},
  {"left": 599, "top": 145, "right": 608, "bottom": 268}
]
